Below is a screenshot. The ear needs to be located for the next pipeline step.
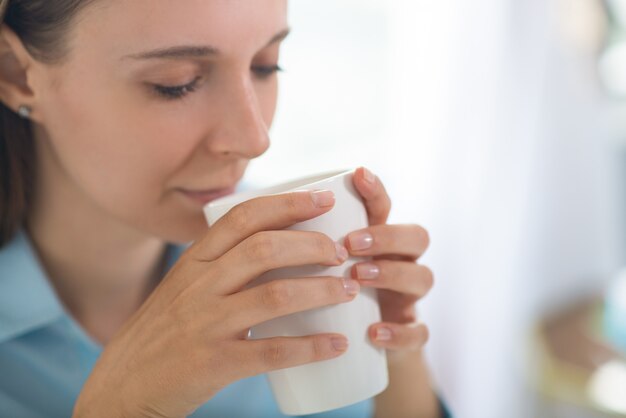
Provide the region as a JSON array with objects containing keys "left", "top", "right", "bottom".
[{"left": 0, "top": 24, "right": 37, "bottom": 118}]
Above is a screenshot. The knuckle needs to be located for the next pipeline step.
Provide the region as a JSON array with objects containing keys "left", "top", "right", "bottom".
[
  {"left": 260, "top": 280, "right": 294, "bottom": 311},
  {"left": 262, "top": 341, "right": 290, "bottom": 367},
  {"left": 405, "top": 323, "right": 429, "bottom": 349},
  {"left": 207, "top": 301, "right": 232, "bottom": 335},
  {"left": 377, "top": 184, "right": 392, "bottom": 212},
  {"left": 226, "top": 203, "right": 252, "bottom": 232},
  {"left": 414, "top": 225, "right": 431, "bottom": 249},
  {"left": 420, "top": 265, "right": 435, "bottom": 292},
  {"left": 407, "top": 224, "right": 430, "bottom": 250},
  {"left": 325, "top": 278, "right": 343, "bottom": 299},
  {"left": 312, "top": 232, "right": 335, "bottom": 260},
  {"left": 311, "top": 336, "right": 327, "bottom": 360},
  {"left": 245, "top": 232, "right": 279, "bottom": 265},
  {"left": 383, "top": 198, "right": 392, "bottom": 215},
  {"left": 284, "top": 192, "right": 302, "bottom": 212},
  {"left": 402, "top": 302, "right": 418, "bottom": 322},
  {"left": 418, "top": 325, "right": 430, "bottom": 347}
]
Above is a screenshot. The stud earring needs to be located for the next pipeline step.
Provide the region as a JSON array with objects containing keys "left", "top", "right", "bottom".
[{"left": 17, "top": 105, "right": 32, "bottom": 119}]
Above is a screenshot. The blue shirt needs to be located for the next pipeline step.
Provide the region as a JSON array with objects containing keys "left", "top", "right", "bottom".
[{"left": 0, "top": 230, "right": 375, "bottom": 418}]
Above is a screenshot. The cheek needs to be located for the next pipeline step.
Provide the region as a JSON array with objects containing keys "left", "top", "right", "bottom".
[
  {"left": 257, "top": 79, "right": 279, "bottom": 126},
  {"left": 38, "top": 69, "right": 202, "bottom": 220}
]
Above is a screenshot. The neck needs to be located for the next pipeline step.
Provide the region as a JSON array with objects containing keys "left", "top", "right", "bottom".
[{"left": 27, "top": 128, "right": 167, "bottom": 345}]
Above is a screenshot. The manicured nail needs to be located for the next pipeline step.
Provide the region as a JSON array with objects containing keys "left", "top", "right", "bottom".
[
  {"left": 343, "top": 279, "right": 360, "bottom": 296},
  {"left": 375, "top": 327, "right": 392, "bottom": 341},
  {"left": 310, "top": 190, "right": 335, "bottom": 208},
  {"left": 363, "top": 168, "right": 376, "bottom": 184},
  {"left": 356, "top": 263, "right": 380, "bottom": 279},
  {"left": 331, "top": 336, "right": 349, "bottom": 351},
  {"left": 348, "top": 232, "right": 373, "bottom": 251},
  {"left": 335, "top": 243, "right": 349, "bottom": 262}
]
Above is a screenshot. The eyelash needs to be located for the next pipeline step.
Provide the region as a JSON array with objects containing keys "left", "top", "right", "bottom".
[
  {"left": 252, "top": 64, "right": 284, "bottom": 79},
  {"left": 150, "top": 65, "right": 283, "bottom": 100},
  {"left": 152, "top": 76, "right": 202, "bottom": 100}
]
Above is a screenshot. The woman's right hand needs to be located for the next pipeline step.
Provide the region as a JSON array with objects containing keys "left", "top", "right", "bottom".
[{"left": 72, "top": 190, "right": 359, "bottom": 418}]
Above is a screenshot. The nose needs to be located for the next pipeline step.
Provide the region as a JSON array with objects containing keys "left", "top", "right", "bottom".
[{"left": 206, "top": 73, "right": 271, "bottom": 159}]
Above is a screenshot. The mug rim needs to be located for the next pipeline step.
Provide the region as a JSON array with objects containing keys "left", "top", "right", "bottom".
[{"left": 206, "top": 168, "right": 354, "bottom": 210}]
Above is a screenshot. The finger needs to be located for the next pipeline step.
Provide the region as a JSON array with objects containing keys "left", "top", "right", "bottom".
[
  {"left": 212, "top": 230, "right": 349, "bottom": 294},
  {"left": 352, "top": 166, "right": 391, "bottom": 225},
  {"left": 190, "top": 190, "right": 337, "bottom": 261},
  {"left": 223, "top": 333, "right": 349, "bottom": 382},
  {"left": 378, "top": 289, "right": 419, "bottom": 324},
  {"left": 345, "top": 224, "right": 430, "bottom": 259},
  {"left": 218, "top": 277, "right": 360, "bottom": 333},
  {"left": 369, "top": 322, "right": 429, "bottom": 351},
  {"left": 351, "top": 261, "right": 434, "bottom": 298}
]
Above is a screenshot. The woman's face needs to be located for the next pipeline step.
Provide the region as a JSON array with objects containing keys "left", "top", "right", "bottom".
[{"left": 30, "top": 0, "right": 287, "bottom": 243}]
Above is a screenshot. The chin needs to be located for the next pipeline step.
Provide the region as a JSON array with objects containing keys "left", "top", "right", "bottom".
[
  {"left": 176, "top": 217, "right": 211, "bottom": 244},
  {"left": 150, "top": 213, "right": 211, "bottom": 245}
]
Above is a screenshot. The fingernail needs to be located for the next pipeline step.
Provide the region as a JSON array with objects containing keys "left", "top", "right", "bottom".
[
  {"left": 335, "top": 242, "right": 349, "bottom": 262},
  {"left": 363, "top": 168, "right": 376, "bottom": 184},
  {"left": 348, "top": 232, "right": 373, "bottom": 251},
  {"left": 310, "top": 190, "right": 335, "bottom": 208},
  {"left": 356, "top": 263, "right": 380, "bottom": 279},
  {"left": 331, "top": 336, "right": 349, "bottom": 351},
  {"left": 375, "top": 327, "right": 392, "bottom": 341},
  {"left": 343, "top": 279, "right": 360, "bottom": 296}
]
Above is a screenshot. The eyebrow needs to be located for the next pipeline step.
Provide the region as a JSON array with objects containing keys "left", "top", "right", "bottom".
[{"left": 123, "top": 28, "right": 291, "bottom": 61}]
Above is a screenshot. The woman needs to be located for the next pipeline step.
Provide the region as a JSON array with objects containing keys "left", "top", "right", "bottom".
[{"left": 0, "top": 1, "right": 450, "bottom": 417}]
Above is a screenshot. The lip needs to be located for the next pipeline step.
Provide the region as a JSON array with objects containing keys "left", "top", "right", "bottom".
[{"left": 177, "top": 186, "right": 236, "bottom": 206}]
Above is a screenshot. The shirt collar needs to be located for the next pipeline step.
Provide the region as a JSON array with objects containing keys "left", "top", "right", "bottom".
[
  {"left": 0, "top": 230, "right": 65, "bottom": 343},
  {"left": 165, "top": 241, "right": 188, "bottom": 271},
  {"left": 0, "top": 229, "right": 189, "bottom": 344}
]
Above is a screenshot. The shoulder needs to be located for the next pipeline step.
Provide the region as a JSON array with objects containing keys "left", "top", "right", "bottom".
[{"left": 0, "top": 230, "right": 64, "bottom": 343}]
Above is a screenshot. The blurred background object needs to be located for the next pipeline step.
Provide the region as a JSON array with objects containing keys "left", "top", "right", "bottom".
[
  {"left": 599, "top": 0, "right": 626, "bottom": 138},
  {"left": 600, "top": 0, "right": 626, "bottom": 98},
  {"left": 244, "top": 0, "right": 626, "bottom": 417}
]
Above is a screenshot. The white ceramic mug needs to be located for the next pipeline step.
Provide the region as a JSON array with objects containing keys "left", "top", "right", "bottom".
[{"left": 204, "top": 168, "right": 389, "bottom": 416}]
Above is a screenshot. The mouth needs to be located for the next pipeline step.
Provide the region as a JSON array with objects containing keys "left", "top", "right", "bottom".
[{"left": 177, "top": 186, "right": 236, "bottom": 206}]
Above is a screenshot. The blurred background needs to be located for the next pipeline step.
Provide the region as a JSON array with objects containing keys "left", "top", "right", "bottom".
[{"left": 243, "top": 0, "right": 626, "bottom": 417}]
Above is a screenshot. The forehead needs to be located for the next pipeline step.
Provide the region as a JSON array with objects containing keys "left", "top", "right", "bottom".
[{"left": 72, "top": 0, "right": 288, "bottom": 57}]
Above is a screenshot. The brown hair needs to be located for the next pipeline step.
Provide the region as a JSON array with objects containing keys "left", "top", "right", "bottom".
[{"left": 0, "top": 0, "right": 95, "bottom": 247}]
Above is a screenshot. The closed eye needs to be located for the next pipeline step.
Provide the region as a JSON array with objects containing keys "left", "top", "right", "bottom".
[
  {"left": 252, "top": 64, "right": 283, "bottom": 79},
  {"left": 151, "top": 76, "right": 202, "bottom": 100},
  {"left": 148, "top": 63, "right": 282, "bottom": 101}
]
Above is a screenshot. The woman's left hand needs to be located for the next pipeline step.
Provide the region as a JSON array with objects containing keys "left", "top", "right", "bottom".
[{"left": 345, "top": 167, "right": 433, "bottom": 366}]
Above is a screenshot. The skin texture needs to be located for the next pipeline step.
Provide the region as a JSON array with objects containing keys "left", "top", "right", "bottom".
[
  {"left": 29, "top": 0, "right": 283, "bottom": 244},
  {"left": 0, "top": 1, "right": 440, "bottom": 417}
]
